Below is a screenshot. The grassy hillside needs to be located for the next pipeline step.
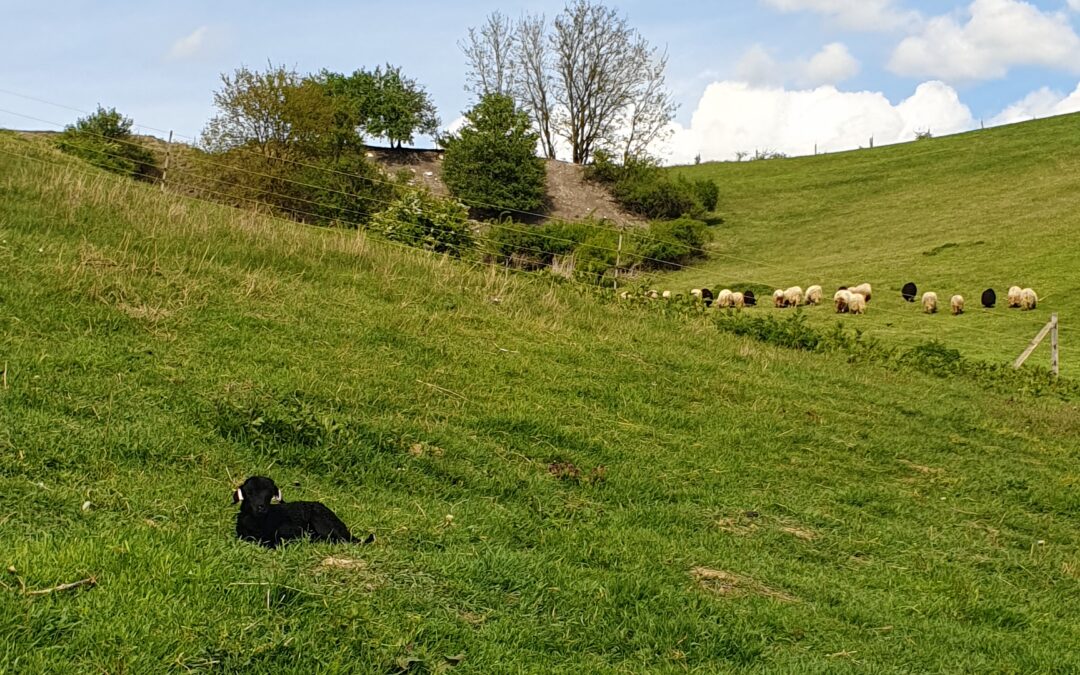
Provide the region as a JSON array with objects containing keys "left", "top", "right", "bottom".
[
  {"left": 668, "top": 114, "right": 1080, "bottom": 375},
  {"left": 1, "top": 131, "right": 1079, "bottom": 672}
]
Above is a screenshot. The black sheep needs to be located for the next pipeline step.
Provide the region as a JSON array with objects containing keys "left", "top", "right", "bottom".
[
  {"left": 701, "top": 288, "right": 714, "bottom": 307},
  {"left": 982, "top": 288, "right": 997, "bottom": 308},
  {"left": 743, "top": 290, "right": 757, "bottom": 306},
  {"left": 901, "top": 282, "right": 918, "bottom": 303},
  {"left": 232, "top": 476, "right": 373, "bottom": 548}
]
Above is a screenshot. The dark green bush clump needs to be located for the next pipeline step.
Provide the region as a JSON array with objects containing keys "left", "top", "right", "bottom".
[
  {"left": 487, "top": 215, "right": 709, "bottom": 280},
  {"left": 440, "top": 94, "right": 547, "bottom": 219},
  {"left": 636, "top": 217, "right": 709, "bottom": 269},
  {"left": 371, "top": 190, "right": 474, "bottom": 256},
  {"left": 57, "top": 106, "right": 159, "bottom": 182},
  {"left": 586, "top": 151, "right": 719, "bottom": 219}
]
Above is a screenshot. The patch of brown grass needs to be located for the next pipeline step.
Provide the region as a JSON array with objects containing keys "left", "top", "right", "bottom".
[{"left": 691, "top": 567, "right": 798, "bottom": 602}]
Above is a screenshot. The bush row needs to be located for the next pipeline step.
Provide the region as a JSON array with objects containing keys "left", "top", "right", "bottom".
[{"left": 485, "top": 216, "right": 710, "bottom": 281}]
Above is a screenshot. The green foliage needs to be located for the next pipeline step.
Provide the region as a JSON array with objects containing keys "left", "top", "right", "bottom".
[
  {"left": 587, "top": 150, "right": 716, "bottom": 219},
  {"left": 201, "top": 65, "right": 355, "bottom": 158},
  {"left": 323, "top": 65, "right": 439, "bottom": 149},
  {"left": 690, "top": 177, "right": 719, "bottom": 212},
  {"left": 487, "top": 215, "right": 707, "bottom": 278},
  {"left": 634, "top": 217, "right": 710, "bottom": 269},
  {"left": 287, "top": 154, "right": 395, "bottom": 226},
  {"left": 56, "top": 106, "right": 158, "bottom": 181},
  {"left": 440, "top": 94, "right": 547, "bottom": 218},
  {"left": 371, "top": 190, "right": 474, "bottom": 255},
  {"left": 487, "top": 219, "right": 588, "bottom": 269},
  {"left": 195, "top": 64, "right": 387, "bottom": 227}
]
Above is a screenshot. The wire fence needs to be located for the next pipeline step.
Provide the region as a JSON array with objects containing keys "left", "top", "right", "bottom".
[{"left": 0, "top": 91, "right": 1061, "bottom": 362}]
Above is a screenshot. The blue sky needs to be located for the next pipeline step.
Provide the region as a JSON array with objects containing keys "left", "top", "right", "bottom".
[{"left": 3, "top": 0, "right": 1080, "bottom": 162}]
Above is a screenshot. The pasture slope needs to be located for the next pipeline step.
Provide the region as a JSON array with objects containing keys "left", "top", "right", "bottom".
[
  {"left": 668, "top": 113, "right": 1080, "bottom": 376},
  {"left": 0, "top": 130, "right": 1079, "bottom": 673}
]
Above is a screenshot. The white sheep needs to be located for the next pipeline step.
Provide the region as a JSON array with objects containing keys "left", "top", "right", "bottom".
[
  {"left": 731, "top": 291, "right": 745, "bottom": 309},
  {"left": 922, "top": 291, "right": 938, "bottom": 314},
  {"left": 647, "top": 289, "right": 659, "bottom": 299},
  {"left": 1007, "top": 286, "right": 1022, "bottom": 308},
  {"left": 1020, "top": 288, "right": 1038, "bottom": 310},
  {"left": 717, "top": 289, "right": 734, "bottom": 308},
  {"left": 773, "top": 289, "right": 786, "bottom": 308},
  {"left": 834, "top": 289, "right": 851, "bottom": 313},
  {"left": 951, "top": 295, "right": 964, "bottom": 316},
  {"left": 690, "top": 289, "right": 703, "bottom": 300},
  {"left": 783, "top": 286, "right": 804, "bottom": 308},
  {"left": 662, "top": 290, "right": 672, "bottom": 300},
  {"left": 805, "top": 285, "right": 823, "bottom": 306},
  {"left": 850, "top": 283, "right": 872, "bottom": 302},
  {"left": 848, "top": 292, "right": 867, "bottom": 315}
]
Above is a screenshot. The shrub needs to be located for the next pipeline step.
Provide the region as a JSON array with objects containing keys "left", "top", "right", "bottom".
[
  {"left": 440, "top": 94, "right": 547, "bottom": 219},
  {"left": 633, "top": 217, "right": 709, "bottom": 269},
  {"left": 288, "top": 154, "right": 395, "bottom": 226},
  {"left": 371, "top": 190, "right": 474, "bottom": 256},
  {"left": 57, "top": 106, "right": 158, "bottom": 182},
  {"left": 586, "top": 151, "right": 715, "bottom": 219},
  {"left": 691, "top": 178, "right": 719, "bottom": 212}
]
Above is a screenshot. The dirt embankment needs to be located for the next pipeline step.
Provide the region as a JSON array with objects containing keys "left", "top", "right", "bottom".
[{"left": 369, "top": 146, "right": 642, "bottom": 227}]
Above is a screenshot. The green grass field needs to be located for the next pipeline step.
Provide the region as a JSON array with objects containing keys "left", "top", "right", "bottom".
[
  {"left": 1, "top": 130, "right": 1079, "bottom": 673},
  {"left": 667, "top": 114, "right": 1080, "bottom": 375}
]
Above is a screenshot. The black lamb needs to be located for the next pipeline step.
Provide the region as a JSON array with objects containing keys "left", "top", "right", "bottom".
[
  {"left": 232, "top": 476, "right": 373, "bottom": 548},
  {"left": 901, "top": 282, "right": 918, "bottom": 303},
  {"left": 743, "top": 290, "right": 757, "bottom": 306},
  {"left": 981, "top": 288, "right": 996, "bottom": 308}
]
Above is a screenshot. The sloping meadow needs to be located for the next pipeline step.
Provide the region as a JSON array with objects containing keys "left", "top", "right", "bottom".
[
  {"left": 1, "top": 133, "right": 1079, "bottom": 672},
  {"left": 667, "top": 113, "right": 1080, "bottom": 376}
]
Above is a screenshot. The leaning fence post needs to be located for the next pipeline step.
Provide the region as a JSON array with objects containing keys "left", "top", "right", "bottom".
[{"left": 1014, "top": 317, "right": 1055, "bottom": 370}]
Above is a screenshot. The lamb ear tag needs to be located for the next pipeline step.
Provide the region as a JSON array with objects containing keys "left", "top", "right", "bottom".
[
  {"left": 273, "top": 489, "right": 282, "bottom": 503},
  {"left": 234, "top": 488, "right": 243, "bottom": 503}
]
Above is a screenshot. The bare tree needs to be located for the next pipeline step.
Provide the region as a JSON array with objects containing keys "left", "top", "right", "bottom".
[
  {"left": 514, "top": 14, "right": 558, "bottom": 159},
  {"left": 613, "top": 47, "right": 678, "bottom": 163},
  {"left": 460, "top": 11, "right": 516, "bottom": 98},
  {"left": 551, "top": 1, "right": 677, "bottom": 164},
  {"left": 465, "top": 2, "right": 675, "bottom": 165}
]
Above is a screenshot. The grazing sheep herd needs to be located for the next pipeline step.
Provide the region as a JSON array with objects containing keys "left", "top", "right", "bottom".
[{"left": 622, "top": 280, "right": 1043, "bottom": 318}]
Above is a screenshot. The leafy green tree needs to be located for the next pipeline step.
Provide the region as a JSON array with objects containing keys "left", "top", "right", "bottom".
[
  {"left": 57, "top": 106, "right": 158, "bottom": 181},
  {"left": 323, "top": 65, "right": 439, "bottom": 148},
  {"left": 201, "top": 64, "right": 357, "bottom": 159},
  {"left": 440, "top": 94, "right": 547, "bottom": 219},
  {"left": 197, "top": 63, "right": 387, "bottom": 226}
]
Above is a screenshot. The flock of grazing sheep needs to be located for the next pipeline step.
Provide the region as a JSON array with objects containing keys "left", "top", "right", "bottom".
[{"left": 622, "top": 282, "right": 1041, "bottom": 316}]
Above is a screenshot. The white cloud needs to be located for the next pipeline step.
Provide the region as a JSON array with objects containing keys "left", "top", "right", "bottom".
[
  {"left": 889, "top": 0, "right": 1080, "bottom": 81},
  {"left": 802, "top": 43, "right": 861, "bottom": 86},
  {"left": 760, "top": 0, "right": 920, "bottom": 30},
  {"left": 167, "top": 26, "right": 212, "bottom": 60},
  {"left": 990, "top": 83, "right": 1080, "bottom": 125},
  {"left": 1070, "top": 0, "right": 1080, "bottom": 11},
  {"left": 736, "top": 43, "right": 860, "bottom": 87},
  {"left": 657, "top": 80, "right": 975, "bottom": 164}
]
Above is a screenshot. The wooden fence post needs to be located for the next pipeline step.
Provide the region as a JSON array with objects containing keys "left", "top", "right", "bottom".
[
  {"left": 160, "top": 130, "right": 173, "bottom": 192},
  {"left": 614, "top": 232, "right": 623, "bottom": 291},
  {"left": 1051, "top": 313, "right": 1059, "bottom": 377}
]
